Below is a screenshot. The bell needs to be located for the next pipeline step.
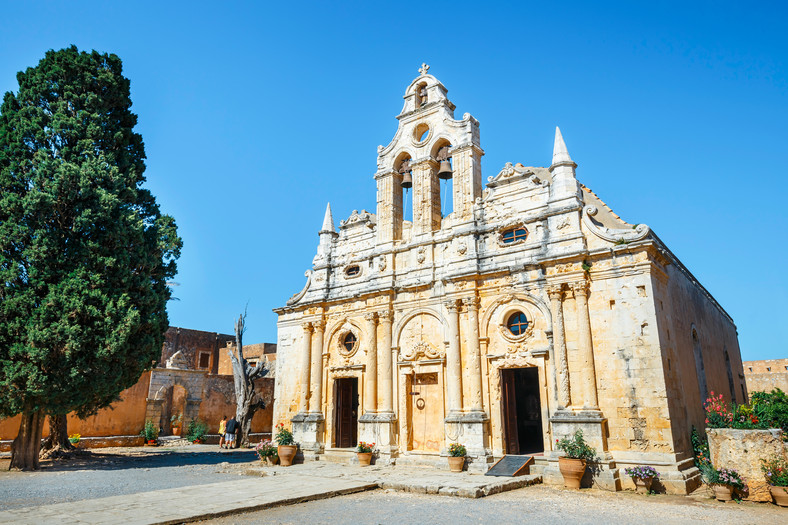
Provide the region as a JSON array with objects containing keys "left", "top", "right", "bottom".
[
  {"left": 438, "top": 159, "right": 453, "bottom": 180},
  {"left": 401, "top": 170, "right": 413, "bottom": 188}
]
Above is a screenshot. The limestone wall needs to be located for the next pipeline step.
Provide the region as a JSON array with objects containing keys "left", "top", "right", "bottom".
[
  {"left": 744, "top": 359, "right": 788, "bottom": 395},
  {"left": 652, "top": 252, "right": 744, "bottom": 458},
  {"left": 707, "top": 428, "right": 787, "bottom": 502}
]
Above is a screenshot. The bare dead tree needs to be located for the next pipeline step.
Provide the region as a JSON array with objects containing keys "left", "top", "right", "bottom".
[{"left": 228, "top": 310, "right": 268, "bottom": 447}]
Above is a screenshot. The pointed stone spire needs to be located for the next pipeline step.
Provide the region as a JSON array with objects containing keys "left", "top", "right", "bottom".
[
  {"left": 551, "top": 126, "right": 575, "bottom": 167},
  {"left": 320, "top": 202, "right": 335, "bottom": 233}
]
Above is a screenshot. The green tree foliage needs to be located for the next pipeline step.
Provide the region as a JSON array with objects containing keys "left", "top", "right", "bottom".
[{"left": 0, "top": 46, "right": 181, "bottom": 469}]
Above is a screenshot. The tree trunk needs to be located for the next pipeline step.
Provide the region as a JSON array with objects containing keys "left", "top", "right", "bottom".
[
  {"left": 228, "top": 312, "right": 267, "bottom": 448},
  {"left": 10, "top": 410, "right": 45, "bottom": 470},
  {"left": 40, "top": 414, "right": 75, "bottom": 459}
]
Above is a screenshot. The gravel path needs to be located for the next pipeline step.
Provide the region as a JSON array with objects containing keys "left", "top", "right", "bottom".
[
  {"left": 0, "top": 445, "right": 255, "bottom": 511},
  {"left": 199, "top": 486, "right": 786, "bottom": 525}
]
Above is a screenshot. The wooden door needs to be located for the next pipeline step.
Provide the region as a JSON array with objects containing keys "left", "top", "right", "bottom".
[
  {"left": 410, "top": 373, "right": 442, "bottom": 451},
  {"left": 501, "top": 369, "right": 520, "bottom": 454},
  {"left": 334, "top": 378, "right": 358, "bottom": 448}
]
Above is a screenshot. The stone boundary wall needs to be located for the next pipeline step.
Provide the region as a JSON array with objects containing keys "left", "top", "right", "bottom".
[{"left": 707, "top": 428, "right": 787, "bottom": 502}]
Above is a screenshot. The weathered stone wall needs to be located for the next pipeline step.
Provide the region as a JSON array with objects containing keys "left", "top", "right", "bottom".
[
  {"left": 652, "top": 258, "right": 745, "bottom": 460},
  {"left": 160, "top": 327, "right": 235, "bottom": 373},
  {"left": 217, "top": 342, "right": 276, "bottom": 376},
  {"left": 744, "top": 359, "right": 788, "bottom": 395},
  {"left": 707, "top": 428, "right": 787, "bottom": 501}
]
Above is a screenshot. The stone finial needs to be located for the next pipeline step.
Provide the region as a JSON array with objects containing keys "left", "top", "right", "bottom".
[
  {"left": 552, "top": 126, "right": 574, "bottom": 167},
  {"left": 418, "top": 63, "right": 430, "bottom": 75},
  {"left": 320, "top": 202, "right": 335, "bottom": 233}
]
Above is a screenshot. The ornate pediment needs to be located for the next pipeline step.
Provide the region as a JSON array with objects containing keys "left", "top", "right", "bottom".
[
  {"left": 583, "top": 205, "right": 650, "bottom": 244},
  {"left": 340, "top": 209, "right": 375, "bottom": 229},
  {"left": 486, "top": 162, "right": 542, "bottom": 188},
  {"left": 400, "top": 341, "right": 444, "bottom": 361}
]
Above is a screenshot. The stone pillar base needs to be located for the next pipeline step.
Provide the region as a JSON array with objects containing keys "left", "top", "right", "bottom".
[
  {"left": 550, "top": 408, "right": 608, "bottom": 455},
  {"left": 292, "top": 412, "right": 325, "bottom": 461},
  {"left": 358, "top": 412, "right": 399, "bottom": 464},
  {"left": 445, "top": 411, "right": 493, "bottom": 473}
]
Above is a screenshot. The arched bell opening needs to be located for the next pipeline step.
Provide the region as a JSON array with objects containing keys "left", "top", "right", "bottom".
[
  {"left": 415, "top": 82, "right": 428, "bottom": 107},
  {"left": 395, "top": 153, "right": 414, "bottom": 227},
  {"left": 432, "top": 139, "right": 454, "bottom": 219}
]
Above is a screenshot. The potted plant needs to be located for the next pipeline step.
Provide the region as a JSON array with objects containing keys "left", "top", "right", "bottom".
[
  {"left": 255, "top": 440, "right": 278, "bottom": 466},
  {"left": 623, "top": 465, "right": 660, "bottom": 493},
  {"left": 762, "top": 455, "right": 788, "bottom": 506},
  {"left": 448, "top": 443, "right": 466, "bottom": 472},
  {"left": 702, "top": 465, "right": 744, "bottom": 501},
  {"left": 275, "top": 423, "right": 298, "bottom": 466},
  {"left": 356, "top": 441, "right": 375, "bottom": 466},
  {"left": 170, "top": 413, "right": 182, "bottom": 436},
  {"left": 556, "top": 430, "right": 596, "bottom": 489},
  {"left": 140, "top": 419, "right": 159, "bottom": 446}
]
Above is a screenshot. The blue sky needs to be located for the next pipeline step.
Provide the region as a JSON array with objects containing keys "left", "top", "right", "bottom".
[{"left": 1, "top": 1, "right": 786, "bottom": 361}]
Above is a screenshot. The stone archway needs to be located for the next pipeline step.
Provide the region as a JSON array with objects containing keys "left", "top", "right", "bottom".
[{"left": 144, "top": 369, "right": 207, "bottom": 435}]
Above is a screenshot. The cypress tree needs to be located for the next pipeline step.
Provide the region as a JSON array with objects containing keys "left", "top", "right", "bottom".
[{"left": 0, "top": 46, "right": 181, "bottom": 469}]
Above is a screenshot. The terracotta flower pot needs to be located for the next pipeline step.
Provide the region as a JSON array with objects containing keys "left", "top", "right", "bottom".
[
  {"left": 713, "top": 484, "right": 733, "bottom": 502},
  {"left": 634, "top": 477, "right": 653, "bottom": 494},
  {"left": 770, "top": 485, "right": 788, "bottom": 507},
  {"left": 558, "top": 457, "right": 586, "bottom": 489},
  {"left": 265, "top": 456, "right": 278, "bottom": 466},
  {"left": 357, "top": 452, "right": 373, "bottom": 466},
  {"left": 278, "top": 445, "right": 297, "bottom": 466},
  {"left": 448, "top": 456, "right": 465, "bottom": 472},
  {"left": 171, "top": 427, "right": 180, "bottom": 437}
]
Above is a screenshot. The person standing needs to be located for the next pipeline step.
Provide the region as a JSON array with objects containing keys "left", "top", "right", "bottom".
[
  {"left": 218, "top": 416, "right": 227, "bottom": 449},
  {"left": 224, "top": 416, "right": 238, "bottom": 449}
]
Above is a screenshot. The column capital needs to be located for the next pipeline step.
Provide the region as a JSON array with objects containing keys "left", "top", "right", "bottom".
[
  {"left": 302, "top": 321, "right": 314, "bottom": 332},
  {"left": 364, "top": 311, "right": 378, "bottom": 323},
  {"left": 546, "top": 284, "right": 564, "bottom": 299},
  {"left": 570, "top": 280, "right": 589, "bottom": 297},
  {"left": 445, "top": 299, "right": 461, "bottom": 313},
  {"left": 312, "top": 319, "right": 326, "bottom": 332},
  {"left": 462, "top": 296, "right": 480, "bottom": 311},
  {"left": 376, "top": 309, "right": 393, "bottom": 323}
]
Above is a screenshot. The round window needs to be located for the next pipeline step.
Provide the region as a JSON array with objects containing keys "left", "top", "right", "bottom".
[
  {"left": 345, "top": 265, "right": 360, "bottom": 277},
  {"left": 501, "top": 228, "right": 528, "bottom": 244},
  {"left": 506, "top": 312, "right": 529, "bottom": 336},
  {"left": 413, "top": 123, "right": 430, "bottom": 143},
  {"left": 343, "top": 332, "right": 357, "bottom": 352}
]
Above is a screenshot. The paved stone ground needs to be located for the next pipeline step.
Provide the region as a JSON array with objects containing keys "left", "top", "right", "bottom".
[
  {"left": 0, "top": 444, "right": 255, "bottom": 511},
  {"left": 196, "top": 485, "right": 787, "bottom": 525}
]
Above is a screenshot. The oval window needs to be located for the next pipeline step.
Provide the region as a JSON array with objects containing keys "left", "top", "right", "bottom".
[
  {"left": 343, "top": 332, "right": 357, "bottom": 352},
  {"left": 501, "top": 228, "right": 528, "bottom": 244},
  {"left": 507, "top": 312, "right": 529, "bottom": 336},
  {"left": 345, "top": 265, "right": 360, "bottom": 277}
]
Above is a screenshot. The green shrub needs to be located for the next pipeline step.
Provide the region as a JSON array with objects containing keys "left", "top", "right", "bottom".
[
  {"left": 186, "top": 419, "right": 208, "bottom": 443},
  {"left": 751, "top": 389, "right": 788, "bottom": 435},
  {"left": 139, "top": 419, "right": 159, "bottom": 441}
]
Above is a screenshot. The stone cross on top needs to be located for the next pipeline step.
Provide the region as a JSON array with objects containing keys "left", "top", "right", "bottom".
[{"left": 419, "top": 63, "right": 430, "bottom": 75}]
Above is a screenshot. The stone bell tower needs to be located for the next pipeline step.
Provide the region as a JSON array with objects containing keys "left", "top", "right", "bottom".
[{"left": 375, "top": 64, "right": 484, "bottom": 244}]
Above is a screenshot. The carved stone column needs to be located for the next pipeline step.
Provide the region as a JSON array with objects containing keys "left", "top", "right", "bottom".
[
  {"left": 445, "top": 300, "right": 463, "bottom": 416},
  {"left": 463, "top": 296, "right": 483, "bottom": 413},
  {"left": 309, "top": 320, "right": 325, "bottom": 415},
  {"left": 363, "top": 312, "right": 378, "bottom": 414},
  {"left": 377, "top": 310, "right": 394, "bottom": 414},
  {"left": 547, "top": 286, "right": 571, "bottom": 408},
  {"left": 572, "top": 281, "right": 599, "bottom": 409},
  {"left": 297, "top": 322, "right": 313, "bottom": 415}
]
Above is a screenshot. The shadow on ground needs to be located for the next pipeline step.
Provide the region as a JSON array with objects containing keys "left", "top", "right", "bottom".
[{"left": 1, "top": 447, "right": 256, "bottom": 473}]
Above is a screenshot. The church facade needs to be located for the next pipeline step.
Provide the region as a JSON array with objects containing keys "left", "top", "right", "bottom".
[{"left": 272, "top": 65, "right": 745, "bottom": 493}]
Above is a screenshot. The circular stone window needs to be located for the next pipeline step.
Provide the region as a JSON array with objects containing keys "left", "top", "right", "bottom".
[
  {"left": 345, "top": 265, "right": 360, "bottom": 277},
  {"left": 413, "top": 123, "right": 430, "bottom": 143},
  {"left": 342, "top": 332, "right": 358, "bottom": 353},
  {"left": 506, "top": 312, "right": 529, "bottom": 336}
]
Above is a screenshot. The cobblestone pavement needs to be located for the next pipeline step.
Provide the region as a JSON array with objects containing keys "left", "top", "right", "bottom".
[
  {"left": 0, "top": 444, "right": 255, "bottom": 511},
  {"left": 197, "top": 485, "right": 786, "bottom": 525}
]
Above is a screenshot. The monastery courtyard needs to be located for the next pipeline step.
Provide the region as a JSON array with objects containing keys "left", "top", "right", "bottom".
[{"left": 0, "top": 445, "right": 783, "bottom": 525}]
